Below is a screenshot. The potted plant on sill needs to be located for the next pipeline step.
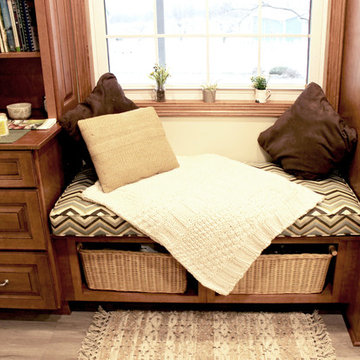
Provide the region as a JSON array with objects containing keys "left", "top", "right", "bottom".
[
  {"left": 251, "top": 75, "right": 271, "bottom": 103},
  {"left": 201, "top": 83, "right": 217, "bottom": 103},
  {"left": 149, "top": 64, "right": 170, "bottom": 102}
]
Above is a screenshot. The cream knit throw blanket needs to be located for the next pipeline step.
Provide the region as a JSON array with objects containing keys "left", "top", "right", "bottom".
[{"left": 82, "top": 154, "right": 323, "bottom": 295}]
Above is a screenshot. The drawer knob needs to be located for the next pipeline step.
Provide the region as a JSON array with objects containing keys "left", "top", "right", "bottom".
[{"left": 0, "top": 279, "right": 9, "bottom": 287}]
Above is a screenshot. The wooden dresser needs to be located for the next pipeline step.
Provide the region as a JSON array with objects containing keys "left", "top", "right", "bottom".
[
  {"left": 0, "top": 125, "right": 63, "bottom": 309},
  {"left": 0, "top": 0, "right": 93, "bottom": 310}
]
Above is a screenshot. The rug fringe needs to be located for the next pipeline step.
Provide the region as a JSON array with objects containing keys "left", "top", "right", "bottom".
[
  {"left": 77, "top": 306, "right": 110, "bottom": 360},
  {"left": 309, "top": 311, "right": 337, "bottom": 360}
]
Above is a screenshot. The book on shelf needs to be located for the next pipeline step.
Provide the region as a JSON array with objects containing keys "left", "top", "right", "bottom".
[
  {"left": 7, "top": 0, "right": 20, "bottom": 51},
  {"left": 24, "top": 0, "right": 38, "bottom": 50},
  {"left": 0, "top": 6, "right": 9, "bottom": 52},
  {"left": 14, "top": 0, "right": 28, "bottom": 51},
  {"left": 0, "top": 21, "right": 5, "bottom": 52},
  {"left": 0, "top": 0, "right": 16, "bottom": 51},
  {"left": 19, "top": 0, "right": 38, "bottom": 52}
]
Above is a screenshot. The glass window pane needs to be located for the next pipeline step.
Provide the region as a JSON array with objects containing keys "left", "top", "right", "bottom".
[
  {"left": 209, "top": 0, "right": 259, "bottom": 34},
  {"left": 261, "top": 37, "right": 309, "bottom": 85},
  {"left": 107, "top": 38, "right": 156, "bottom": 85},
  {"left": 209, "top": 38, "right": 258, "bottom": 86},
  {"left": 163, "top": 38, "right": 206, "bottom": 86},
  {"left": 261, "top": 0, "right": 311, "bottom": 35},
  {"left": 103, "top": 1, "right": 312, "bottom": 88},
  {"left": 104, "top": 0, "right": 154, "bottom": 35},
  {"left": 162, "top": 0, "right": 206, "bottom": 34}
]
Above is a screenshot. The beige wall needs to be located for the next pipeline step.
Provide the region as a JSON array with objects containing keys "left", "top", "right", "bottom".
[{"left": 161, "top": 117, "right": 276, "bottom": 163}]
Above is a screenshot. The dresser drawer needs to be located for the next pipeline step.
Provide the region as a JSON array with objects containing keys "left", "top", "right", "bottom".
[
  {"left": 0, "top": 252, "right": 57, "bottom": 309},
  {"left": 0, "top": 151, "right": 36, "bottom": 188},
  {"left": 0, "top": 190, "right": 47, "bottom": 250}
]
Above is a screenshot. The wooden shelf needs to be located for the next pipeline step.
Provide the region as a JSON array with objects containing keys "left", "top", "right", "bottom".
[
  {"left": 136, "top": 100, "right": 293, "bottom": 117},
  {"left": 79, "top": 285, "right": 201, "bottom": 303},
  {"left": 0, "top": 52, "right": 41, "bottom": 59},
  {"left": 209, "top": 284, "right": 335, "bottom": 304}
]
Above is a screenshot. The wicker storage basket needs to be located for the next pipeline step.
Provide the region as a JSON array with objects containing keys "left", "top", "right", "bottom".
[
  {"left": 231, "top": 253, "right": 333, "bottom": 294},
  {"left": 79, "top": 248, "right": 187, "bottom": 293}
]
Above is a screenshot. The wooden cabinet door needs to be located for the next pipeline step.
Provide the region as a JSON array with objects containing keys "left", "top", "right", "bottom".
[
  {"left": 0, "top": 252, "right": 57, "bottom": 309},
  {"left": 35, "top": 0, "right": 79, "bottom": 118},
  {"left": 0, "top": 151, "right": 36, "bottom": 188},
  {"left": 0, "top": 190, "right": 47, "bottom": 250}
]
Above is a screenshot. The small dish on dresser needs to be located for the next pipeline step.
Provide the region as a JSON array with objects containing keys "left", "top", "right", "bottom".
[{"left": 6, "top": 102, "right": 32, "bottom": 120}]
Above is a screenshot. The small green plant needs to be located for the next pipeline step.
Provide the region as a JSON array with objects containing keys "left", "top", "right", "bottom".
[
  {"left": 149, "top": 64, "right": 170, "bottom": 89},
  {"left": 201, "top": 82, "right": 218, "bottom": 91},
  {"left": 251, "top": 75, "right": 268, "bottom": 90}
]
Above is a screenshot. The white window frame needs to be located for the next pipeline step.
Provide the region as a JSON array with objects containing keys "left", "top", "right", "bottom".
[{"left": 89, "top": 0, "right": 329, "bottom": 101}]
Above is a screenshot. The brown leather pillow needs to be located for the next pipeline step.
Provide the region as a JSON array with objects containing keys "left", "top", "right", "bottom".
[
  {"left": 59, "top": 72, "right": 138, "bottom": 168},
  {"left": 258, "top": 82, "right": 357, "bottom": 179}
]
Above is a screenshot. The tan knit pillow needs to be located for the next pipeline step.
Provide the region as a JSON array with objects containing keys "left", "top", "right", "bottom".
[{"left": 78, "top": 107, "right": 179, "bottom": 192}]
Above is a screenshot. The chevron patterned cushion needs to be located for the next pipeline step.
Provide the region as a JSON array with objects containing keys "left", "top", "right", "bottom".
[
  {"left": 50, "top": 162, "right": 360, "bottom": 238},
  {"left": 50, "top": 168, "right": 144, "bottom": 237}
]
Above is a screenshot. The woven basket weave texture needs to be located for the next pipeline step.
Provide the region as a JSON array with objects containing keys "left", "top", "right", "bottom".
[
  {"left": 80, "top": 249, "right": 187, "bottom": 293},
  {"left": 231, "top": 253, "right": 332, "bottom": 294}
]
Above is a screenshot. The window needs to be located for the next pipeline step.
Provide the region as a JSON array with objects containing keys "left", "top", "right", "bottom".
[{"left": 90, "top": 0, "right": 328, "bottom": 95}]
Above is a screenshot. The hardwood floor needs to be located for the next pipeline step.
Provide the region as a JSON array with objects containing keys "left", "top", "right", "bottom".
[
  {"left": 0, "top": 310, "right": 91, "bottom": 360},
  {"left": 0, "top": 308, "right": 359, "bottom": 359}
]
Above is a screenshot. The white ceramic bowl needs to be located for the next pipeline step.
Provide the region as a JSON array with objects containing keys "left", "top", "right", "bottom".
[{"left": 6, "top": 102, "right": 32, "bottom": 120}]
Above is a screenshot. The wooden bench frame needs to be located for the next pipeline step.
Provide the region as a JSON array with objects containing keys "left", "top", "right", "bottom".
[{"left": 53, "top": 234, "right": 360, "bottom": 345}]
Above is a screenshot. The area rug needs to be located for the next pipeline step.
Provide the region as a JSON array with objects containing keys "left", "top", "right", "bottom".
[{"left": 78, "top": 309, "right": 336, "bottom": 360}]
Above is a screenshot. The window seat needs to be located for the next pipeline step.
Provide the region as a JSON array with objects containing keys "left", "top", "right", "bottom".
[{"left": 51, "top": 162, "right": 360, "bottom": 311}]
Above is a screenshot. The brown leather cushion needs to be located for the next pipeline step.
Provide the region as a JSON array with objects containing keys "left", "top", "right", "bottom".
[
  {"left": 258, "top": 82, "right": 357, "bottom": 179},
  {"left": 59, "top": 73, "right": 138, "bottom": 167},
  {"left": 78, "top": 107, "right": 179, "bottom": 192}
]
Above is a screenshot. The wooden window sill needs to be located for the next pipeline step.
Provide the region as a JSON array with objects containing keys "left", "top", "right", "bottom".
[{"left": 135, "top": 100, "right": 293, "bottom": 117}]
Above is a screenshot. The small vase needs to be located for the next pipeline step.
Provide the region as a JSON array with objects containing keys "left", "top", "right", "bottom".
[
  {"left": 254, "top": 89, "right": 271, "bottom": 103},
  {"left": 156, "top": 87, "right": 166, "bottom": 102},
  {"left": 202, "top": 89, "right": 216, "bottom": 103}
]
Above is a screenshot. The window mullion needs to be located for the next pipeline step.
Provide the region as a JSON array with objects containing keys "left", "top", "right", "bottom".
[
  {"left": 153, "top": 0, "right": 159, "bottom": 65},
  {"left": 305, "top": 0, "right": 313, "bottom": 84},
  {"left": 258, "top": 0, "right": 262, "bottom": 76},
  {"left": 206, "top": 0, "right": 210, "bottom": 84},
  {"left": 156, "top": 0, "right": 166, "bottom": 66}
]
